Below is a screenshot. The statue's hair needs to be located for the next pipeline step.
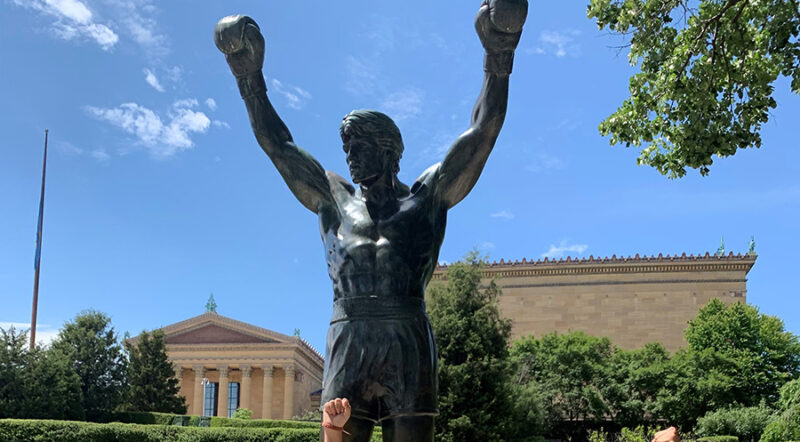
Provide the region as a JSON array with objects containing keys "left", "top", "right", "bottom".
[{"left": 340, "top": 110, "right": 404, "bottom": 175}]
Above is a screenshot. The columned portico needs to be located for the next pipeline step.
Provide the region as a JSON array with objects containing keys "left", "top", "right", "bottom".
[{"left": 147, "top": 311, "right": 323, "bottom": 419}]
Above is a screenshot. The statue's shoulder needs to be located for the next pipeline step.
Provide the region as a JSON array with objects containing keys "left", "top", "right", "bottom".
[
  {"left": 410, "top": 163, "right": 441, "bottom": 196},
  {"left": 325, "top": 170, "right": 355, "bottom": 196}
]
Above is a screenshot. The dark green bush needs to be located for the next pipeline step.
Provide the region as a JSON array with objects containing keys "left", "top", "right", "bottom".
[
  {"left": 0, "top": 419, "right": 320, "bottom": 442},
  {"left": 210, "top": 416, "right": 319, "bottom": 429},
  {"left": 697, "top": 437, "right": 738, "bottom": 442},
  {"left": 694, "top": 405, "right": 771, "bottom": 441},
  {"left": 110, "top": 410, "right": 177, "bottom": 425}
]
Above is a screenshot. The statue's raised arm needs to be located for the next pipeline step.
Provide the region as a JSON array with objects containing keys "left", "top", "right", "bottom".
[
  {"left": 214, "top": 16, "right": 332, "bottom": 214},
  {"left": 434, "top": 0, "right": 527, "bottom": 209}
]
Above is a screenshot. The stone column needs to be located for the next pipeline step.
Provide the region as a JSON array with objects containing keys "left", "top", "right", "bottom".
[
  {"left": 192, "top": 366, "right": 206, "bottom": 416},
  {"left": 217, "top": 366, "right": 229, "bottom": 417},
  {"left": 240, "top": 365, "right": 252, "bottom": 411},
  {"left": 261, "top": 365, "right": 274, "bottom": 419},
  {"left": 283, "top": 365, "right": 295, "bottom": 419}
]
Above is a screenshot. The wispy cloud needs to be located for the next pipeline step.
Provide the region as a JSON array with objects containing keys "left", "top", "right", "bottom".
[
  {"left": 86, "top": 98, "right": 210, "bottom": 157},
  {"left": 55, "top": 140, "right": 110, "bottom": 161},
  {"left": 380, "top": 88, "right": 424, "bottom": 122},
  {"left": 143, "top": 68, "right": 164, "bottom": 92},
  {"left": 13, "top": 0, "right": 119, "bottom": 50},
  {"left": 270, "top": 79, "right": 312, "bottom": 110},
  {"left": 212, "top": 120, "right": 230, "bottom": 129},
  {"left": 345, "top": 56, "right": 380, "bottom": 96},
  {"left": 491, "top": 210, "right": 515, "bottom": 220},
  {"left": 205, "top": 98, "right": 217, "bottom": 111},
  {"left": 527, "top": 30, "right": 581, "bottom": 58},
  {"left": 526, "top": 152, "right": 566, "bottom": 173},
  {"left": 107, "top": 0, "right": 168, "bottom": 59},
  {"left": 541, "top": 240, "right": 589, "bottom": 259},
  {"left": 0, "top": 322, "right": 60, "bottom": 346}
]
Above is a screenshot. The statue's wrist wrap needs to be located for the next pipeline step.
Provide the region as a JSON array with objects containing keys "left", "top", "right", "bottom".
[
  {"left": 484, "top": 51, "right": 514, "bottom": 76},
  {"left": 236, "top": 71, "right": 267, "bottom": 99}
]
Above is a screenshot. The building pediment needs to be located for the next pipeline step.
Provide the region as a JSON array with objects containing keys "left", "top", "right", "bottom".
[
  {"left": 155, "top": 312, "right": 294, "bottom": 346},
  {"left": 165, "top": 323, "right": 280, "bottom": 345}
]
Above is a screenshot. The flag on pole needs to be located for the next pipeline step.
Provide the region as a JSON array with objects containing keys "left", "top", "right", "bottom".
[
  {"left": 34, "top": 130, "right": 48, "bottom": 271},
  {"left": 31, "top": 129, "right": 48, "bottom": 350}
]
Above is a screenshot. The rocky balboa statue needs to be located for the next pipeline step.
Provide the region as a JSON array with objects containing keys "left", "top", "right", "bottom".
[{"left": 214, "top": 2, "right": 527, "bottom": 440}]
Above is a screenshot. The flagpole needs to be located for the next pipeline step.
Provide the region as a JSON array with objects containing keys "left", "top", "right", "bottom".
[{"left": 31, "top": 129, "right": 48, "bottom": 351}]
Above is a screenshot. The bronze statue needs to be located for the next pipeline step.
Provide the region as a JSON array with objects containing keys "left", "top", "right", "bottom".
[{"left": 214, "top": 2, "right": 527, "bottom": 440}]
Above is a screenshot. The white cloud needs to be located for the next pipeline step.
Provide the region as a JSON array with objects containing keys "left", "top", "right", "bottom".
[
  {"left": 270, "top": 78, "right": 312, "bottom": 110},
  {"left": 86, "top": 98, "right": 210, "bottom": 157},
  {"left": 205, "top": 98, "right": 217, "bottom": 111},
  {"left": 381, "top": 88, "right": 424, "bottom": 122},
  {"left": 107, "top": 0, "right": 168, "bottom": 59},
  {"left": 13, "top": 0, "right": 119, "bottom": 50},
  {"left": 541, "top": 240, "right": 589, "bottom": 259},
  {"left": 527, "top": 30, "right": 581, "bottom": 58},
  {"left": 54, "top": 140, "right": 110, "bottom": 161},
  {"left": 143, "top": 68, "right": 164, "bottom": 92},
  {"left": 526, "top": 152, "right": 566, "bottom": 173},
  {"left": 212, "top": 120, "right": 230, "bottom": 129},
  {"left": 0, "top": 322, "right": 60, "bottom": 346},
  {"left": 491, "top": 210, "right": 515, "bottom": 220},
  {"left": 345, "top": 56, "right": 379, "bottom": 96}
]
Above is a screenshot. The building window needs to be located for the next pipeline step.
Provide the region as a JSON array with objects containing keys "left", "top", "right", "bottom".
[
  {"left": 227, "top": 382, "right": 240, "bottom": 417},
  {"left": 203, "top": 382, "right": 218, "bottom": 417}
]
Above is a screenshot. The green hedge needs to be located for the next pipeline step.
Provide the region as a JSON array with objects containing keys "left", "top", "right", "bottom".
[
  {"left": 0, "top": 419, "right": 320, "bottom": 442},
  {"left": 210, "top": 417, "right": 319, "bottom": 429},
  {"left": 697, "top": 437, "right": 738, "bottom": 442},
  {"left": 110, "top": 411, "right": 177, "bottom": 425}
]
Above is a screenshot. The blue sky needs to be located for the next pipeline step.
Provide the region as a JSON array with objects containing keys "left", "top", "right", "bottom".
[{"left": 2, "top": 0, "right": 798, "bottom": 353}]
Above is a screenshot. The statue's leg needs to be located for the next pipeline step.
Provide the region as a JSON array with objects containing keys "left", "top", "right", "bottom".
[{"left": 380, "top": 416, "right": 434, "bottom": 442}]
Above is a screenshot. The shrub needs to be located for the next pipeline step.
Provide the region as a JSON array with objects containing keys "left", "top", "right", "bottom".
[
  {"left": 761, "top": 380, "right": 800, "bottom": 442},
  {"left": 232, "top": 408, "right": 254, "bottom": 420},
  {"left": 0, "top": 419, "right": 321, "bottom": 442},
  {"left": 696, "top": 437, "right": 739, "bottom": 442},
  {"left": 110, "top": 410, "right": 181, "bottom": 425},
  {"left": 695, "top": 405, "right": 772, "bottom": 441}
]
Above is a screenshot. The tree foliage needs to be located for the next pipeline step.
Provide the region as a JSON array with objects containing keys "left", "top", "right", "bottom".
[
  {"left": 50, "top": 310, "right": 127, "bottom": 422},
  {"left": 511, "top": 331, "right": 616, "bottom": 439},
  {"left": 761, "top": 379, "right": 800, "bottom": 441},
  {"left": 656, "top": 299, "right": 800, "bottom": 429},
  {"left": 588, "top": 0, "right": 800, "bottom": 178},
  {"left": 0, "top": 327, "right": 83, "bottom": 420},
  {"left": 123, "top": 330, "right": 186, "bottom": 414},
  {"left": 427, "top": 252, "right": 540, "bottom": 441}
]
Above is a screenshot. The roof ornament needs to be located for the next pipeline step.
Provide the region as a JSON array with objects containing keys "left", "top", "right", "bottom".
[
  {"left": 715, "top": 236, "right": 725, "bottom": 256},
  {"left": 205, "top": 293, "right": 218, "bottom": 313},
  {"left": 748, "top": 236, "right": 756, "bottom": 255}
]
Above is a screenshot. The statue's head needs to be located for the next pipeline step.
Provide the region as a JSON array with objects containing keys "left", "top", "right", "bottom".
[{"left": 340, "top": 110, "right": 404, "bottom": 184}]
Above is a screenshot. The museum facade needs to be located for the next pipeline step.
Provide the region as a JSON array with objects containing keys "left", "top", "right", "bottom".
[
  {"left": 432, "top": 251, "right": 757, "bottom": 351},
  {"left": 153, "top": 311, "right": 323, "bottom": 419}
]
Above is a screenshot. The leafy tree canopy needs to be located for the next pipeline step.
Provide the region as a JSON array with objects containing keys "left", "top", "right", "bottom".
[
  {"left": 123, "top": 330, "right": 186, "bottom": 414},
  {"left": 51, "top": 310, "right": 127, "bottom": 422},
  {"left": 427, "top": 251, "right": 540, "bottom": 441},
  {"left": 588, "top": 0, "right": 800, "bottom": 177},
  {"left": 0, "top": 326, "right": 83, "bottom": 420}
]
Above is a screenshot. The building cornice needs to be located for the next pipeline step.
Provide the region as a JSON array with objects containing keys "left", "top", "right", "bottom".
[{"left": 432, "top": 252, "right": 757, "bottom": 280}]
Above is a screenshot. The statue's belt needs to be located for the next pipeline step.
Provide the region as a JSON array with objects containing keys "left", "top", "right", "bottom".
[{"left": 330, "top": 296, "right": 427, "bottom": 323}]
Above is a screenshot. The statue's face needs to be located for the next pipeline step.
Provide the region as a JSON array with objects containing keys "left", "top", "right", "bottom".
[{"left": 343, "top": 136, "right": 385, "bottom": 184}]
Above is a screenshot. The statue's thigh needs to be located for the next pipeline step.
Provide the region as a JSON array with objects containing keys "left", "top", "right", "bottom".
[{"left": 380, "top": 415, "right": 434, "bottom": 442}]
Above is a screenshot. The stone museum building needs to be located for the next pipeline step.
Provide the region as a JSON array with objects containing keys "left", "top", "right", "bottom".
[
  {"left": 151, "top": 310, "right": 323, "bottom": 419},
  {"left": 149, "top": 250, "right": 756, "bottom": 417},
  {"left": 432, "top": 251, "right": 757, "bottom": 351}
]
